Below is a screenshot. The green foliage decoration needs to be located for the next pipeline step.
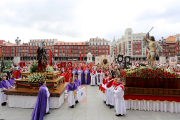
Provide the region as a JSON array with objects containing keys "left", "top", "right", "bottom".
[
  {"left": 46, "top": 65, "right": 54, "bottom": 73},
  {"left": 27, "top": 61, "right": 38, "bottom": 73}
]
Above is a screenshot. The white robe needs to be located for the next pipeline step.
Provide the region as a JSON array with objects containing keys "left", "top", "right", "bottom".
[
  {"left": 105, "top": 86, "right": 112, "bottom": 105},
  {"left": 45, "top": 86, "right": 50, "bottom": 113},
  {"left": 62, "top": 68, "right": 64, "bottom": 73},
  {"left": 68, "top": 91, "right": 75, "bottom": 106},
  {"left": 102, "top": 84, "right": 107, "bottom": 101},
  {"left": 96, "top": 72, "right": 103, "bottom": 85},
  {"left": 72, "top": 70, "right": 76, "bottom": 80},
  {"left": 114, "top": 86, "right": 126, "bottom": 115},
  {"left": 90, "top": 72, "right": 96, "bottom": 85},
  {"left": 75, "top": 86, "right": 80, "bottom": 101},
  {"left": 0, "top": 88, "right": 7, "bottom": 104},
  {"left": 110, "top": 87, "right": 115, "bottom": 106},
  {"left": 106, "top": 86, "right": 115, "bottom": 106}
]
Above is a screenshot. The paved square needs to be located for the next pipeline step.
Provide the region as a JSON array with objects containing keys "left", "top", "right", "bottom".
[{"left": 0, "top": 85, "right": 179, "bottom": 120}]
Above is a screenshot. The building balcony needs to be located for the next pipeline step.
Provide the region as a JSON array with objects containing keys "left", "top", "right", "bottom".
[{"left": 177, "top": 53, "right": 180, "bottom": 56}]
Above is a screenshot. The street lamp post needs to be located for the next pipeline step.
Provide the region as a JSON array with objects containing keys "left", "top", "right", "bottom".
[{"left": 15, "top": 37, "right": 21, "bottom": 56}]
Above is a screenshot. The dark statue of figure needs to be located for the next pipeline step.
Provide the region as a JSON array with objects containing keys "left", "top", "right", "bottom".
[{"left": 37, "top": 41, "right": 47, "bottom": 71}]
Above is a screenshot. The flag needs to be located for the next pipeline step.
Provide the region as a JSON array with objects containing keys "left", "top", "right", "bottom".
[
  {"left": 77, "top": 87, "right": 86, "bottom": 102},
  {"left": 20, "top": 62, "right": 25, "bottom": 68},
  {"left": 1, "top": 53, "right": 5, "bottom": 72},
  {"left": 49, "top": 50, "right": 51, "bottom": 66}
]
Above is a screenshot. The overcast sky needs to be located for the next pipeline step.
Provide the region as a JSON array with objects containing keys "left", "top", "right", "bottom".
[{"left": 0, "top": 0, "right": 180, "bottom": 43}]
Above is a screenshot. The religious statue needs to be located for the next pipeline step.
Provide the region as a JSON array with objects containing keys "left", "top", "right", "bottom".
[
  {"left": 143, "top": 28, "right": 163, "bottom": 68},
  {"left": 37, "top": 41, "right": 47, "bottom": 71}
]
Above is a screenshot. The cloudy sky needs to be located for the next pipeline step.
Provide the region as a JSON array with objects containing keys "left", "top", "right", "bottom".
[{"left": 0, "top": 0, "right": 180, "bottom": 43}]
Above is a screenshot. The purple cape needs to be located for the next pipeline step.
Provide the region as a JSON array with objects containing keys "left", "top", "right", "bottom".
[
  {"left": 31, "top": 86, "right": 47, "bottom": 120},
  {"left": 0, "top": 81, "right": 2, "bottom": 88},
  {"left": 66, "top": 83, "right": 77, "bottom": 91},
  {"left": 9, "top": 78, "right": 15, "bottom": 86},
  {"left": 1, "top": 80, "right": 12, "bottom": 89},
  {"left": 84, "top": 70, "right": 90, "bottom": 84},
  {"left": 74, "top": 79, "right": 81, "bottom": 88}
]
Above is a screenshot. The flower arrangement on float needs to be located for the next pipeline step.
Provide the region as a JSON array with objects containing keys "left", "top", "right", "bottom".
[
  {"left": 27, "top": 73, "right": 47, "bottom": 83},
  {"left": 121, "top": 66, "right": 179, "bottom": 78},
  {"left": 46, "top": 65, "right": 54, "bottom": 73},
  {"left": 121, "top": 66, "right": 180, "bottom": 88},
  {"left": 27, "top": 61, "right": 38, "bottom": 73}
]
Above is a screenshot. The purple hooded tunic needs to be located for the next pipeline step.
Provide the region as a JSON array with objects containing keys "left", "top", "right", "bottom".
[
  {"left": 8, "top": 78, "right": 15, "bottom": 86},
  {"left": 74, "top": 79, "right": 81, "bottom": 88},
  {"left": 78, "top": 70, "right": 85, "bottom": 85},
  {"left": 66, "top": 83, "right": 77, "bottom": 91},
  {"left": 84, "top": 70, "right": 90, "bottom": 84},
  {"left": 1, "top": 80, "right": 12, "bottom": 89},
  {"left": 31, "top": 86, "right": 47, "bottom": 120},
  {"left": 0, "top": 81, "right": 2, "bottom": 88}
]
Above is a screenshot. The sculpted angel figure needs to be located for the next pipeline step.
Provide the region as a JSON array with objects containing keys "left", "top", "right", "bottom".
[{"left": 143, "top": 32, "right": 163, "bottom": 68}]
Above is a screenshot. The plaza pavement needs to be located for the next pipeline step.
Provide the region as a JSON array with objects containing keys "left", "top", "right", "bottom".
[{"left": 0, "top": 85, "right": 180, "bottom": 120}]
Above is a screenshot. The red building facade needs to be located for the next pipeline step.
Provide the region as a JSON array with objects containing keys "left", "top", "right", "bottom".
[{"left": 54, "top": 41, "right": 89, "bottom": 61}]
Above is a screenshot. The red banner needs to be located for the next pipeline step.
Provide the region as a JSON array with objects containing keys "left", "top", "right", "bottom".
[
  {"left": 20, "top": 62, "right": 25, "bottom": 68},
  {"left": 57, "top": 63, "right": 61, "bottom": 68},
  {"left": 80, "top": 53, "right": 82, "bottom": 61},
  {"left": 61, "top": 62, "right": 66, "bottom": 68},
  {"left": 49, "top": 50, "right": 51, "bottom": 66},
  {"left": 67, "top": 62, "right": 72, "bottom": 67}
]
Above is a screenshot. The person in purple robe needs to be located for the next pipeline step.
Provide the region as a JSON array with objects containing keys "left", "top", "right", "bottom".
[
  {"left": 1, "top": 76, "right": 12, "bottom": 89},
  {"left": 66, "top": 77, "right": 77, "bottom": 108},
  {"left": 73, "top": 75, "right": 81, "bottom": 104},
  {"left": 31, "top": 80, "right": 50, "bottom": 120},
  {"left": 8, "top": 75, "right": 16, "bottom": 86},
  {"left": 84, "top": 68, "right": 90, "bottom": 84},
  {"left": 72, "top": 68, "right": 78, "bottom": 80},
  {"left": 0, "top": 81, "right": 2, "bottom": 88},
  {"left": 0, "top": 76, "right": 12, "bottom": 106},
  {"left": 78, "top": 69, "right": 85, "bottom": 84}
]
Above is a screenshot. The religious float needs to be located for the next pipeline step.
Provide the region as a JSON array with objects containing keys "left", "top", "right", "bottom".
[
  {"left": 4, "top": 41, "right": 67, "bottom": 109},
  {"left": 120, "top": 66, "right": 180, "bottom": 113}
]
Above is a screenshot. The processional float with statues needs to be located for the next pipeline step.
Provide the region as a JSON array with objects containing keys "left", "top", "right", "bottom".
[
  {"left": 4, "top": 41, "right": 66, "bottom": 109},
  {"left": 120, "top": 28, "right": 180, "bottom": 113}
]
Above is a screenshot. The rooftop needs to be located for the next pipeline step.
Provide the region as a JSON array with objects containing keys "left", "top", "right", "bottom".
[
  {"left": 55, "top": 41, "right": 89, "bottom": 45},
  {"left": 3, "top": 43, "right": 28, "bottom": 46},
  {"left": 89, "top": 37, "right": 109, "bottom": 42},
  {"left": 166, "top": 36, "right": 176, "bottom": 43},
  {"left": 174, "top": 34, "right": 180, "bottom": 37},
  {"left": 29, "top": 39, "right": 58, "bottom": 43}
]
